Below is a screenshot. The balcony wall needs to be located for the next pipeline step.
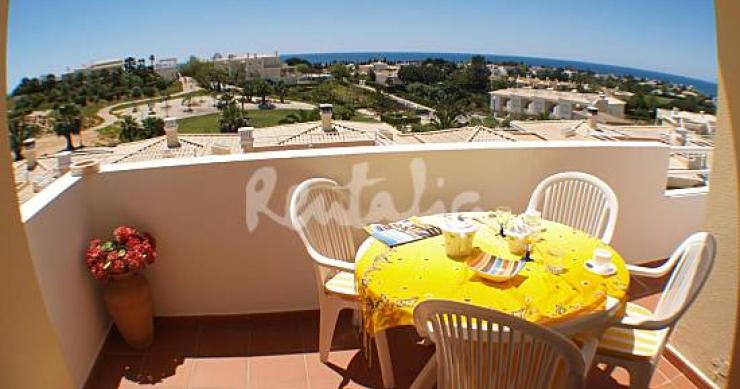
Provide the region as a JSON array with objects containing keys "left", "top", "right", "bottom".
[
  {"left": 21, "top": 175, "right": 107, "bottom": 388},
  {"left": 20, "top": 141, "right": 707, "bottom": 388}
]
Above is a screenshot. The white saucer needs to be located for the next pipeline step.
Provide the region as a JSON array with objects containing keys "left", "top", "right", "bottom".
[{"left": 584, "top": 260, "right": 617, "bottom": 276}]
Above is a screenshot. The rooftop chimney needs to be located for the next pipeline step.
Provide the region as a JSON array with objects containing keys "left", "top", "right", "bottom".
[
  {"left": 320, "top": 104, "right": 333, "bottom": 131},
  {"left": 56, "top": 151, "right": 72, "bottom": 176},
  {"left": 586, "top": 106, "right": 599, "bottom": 130},
  {"left": 23, "top": 138, "right": 37, "bottom": 170},
  {"left": 238, "top": 127, "right": 255, "bottom": 152},
  {"left": 164, "top": 117, "right": 180, "bottom": 148}
]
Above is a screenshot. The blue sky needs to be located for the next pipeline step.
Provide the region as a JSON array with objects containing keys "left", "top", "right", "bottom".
[{"left": 7, "top": 0, "right": 717, "bottom": 89}]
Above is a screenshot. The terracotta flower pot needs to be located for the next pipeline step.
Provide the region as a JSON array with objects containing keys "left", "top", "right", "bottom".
[{"left": 103, "top": 272, "right": 154, "bottom": 349}]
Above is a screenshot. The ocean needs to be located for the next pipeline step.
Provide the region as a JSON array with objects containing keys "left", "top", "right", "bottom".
[{"left": 281, "top": 52, "right": 717, "bottom": 97}]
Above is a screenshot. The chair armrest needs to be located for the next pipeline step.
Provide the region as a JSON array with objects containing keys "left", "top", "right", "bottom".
[
  {"left": 626, "top": 263, "right": 670, "bottom": 278},
  {"left": 619, "top": 314, "right": 649, "bottom": 327},
  {"left": 313, "top": 254, "right": 357, "bottom": 273},
  {"left": 615, "top": 315, "right": 668, "bottom": 331},
  {"left": 302, "top": 243, "right": 357, "bottom": 272}
]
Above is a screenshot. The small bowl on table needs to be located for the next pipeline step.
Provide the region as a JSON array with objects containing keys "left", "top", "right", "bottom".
[{"left": 468, "top": 252, "right": 527, "bottom": 282}]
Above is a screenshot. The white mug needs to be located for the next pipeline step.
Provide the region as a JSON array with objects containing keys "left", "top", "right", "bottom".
[{"left": 593, "top": 248, "right": 613, "bottom": 268}]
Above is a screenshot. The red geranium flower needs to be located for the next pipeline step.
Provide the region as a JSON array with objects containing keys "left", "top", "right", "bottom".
[{"left": 84, "top": 226, "right": 158, "bottom": 281}]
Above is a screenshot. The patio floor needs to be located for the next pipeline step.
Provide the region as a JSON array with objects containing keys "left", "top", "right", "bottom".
[{"left": 85, "top": 271, "right": 700, "bottom": 389}]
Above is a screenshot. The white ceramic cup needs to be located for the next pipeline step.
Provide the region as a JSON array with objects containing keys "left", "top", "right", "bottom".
[{"left": 593, "top": 248, "right": 613, "bottom": 268}]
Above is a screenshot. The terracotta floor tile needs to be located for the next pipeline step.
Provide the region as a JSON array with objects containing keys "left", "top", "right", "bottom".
[
  {"left": 198, "top": 314, "right": 251, "bottom": 330},
  {"left": 669, "top": 374, "right": 700, "bottom": 389},
  {"left": 137, "top": 353, "right": 194, "bottom": 387},
  {"left": 650, "top": 368, "right": 672, "bottom": 388},
  {"left": 85, "top": 354, "right": 144, "bottom": 389},
  {"left": 197, "top": 327, "right": 249, "bottom": 357},
  {"left": 86, "top": 312, "right": 702, "bottom": 389},
  {"left": 610, "top": 366, "right": 631, "bottom": 386},
  {"left": 249, "top": 313, "right": 307, "bottom": 356},
  {"left": 188, "top": 357, "right": 248, "bottom": 388},
  {"left": 248, "top": 354, "right": 309, "bottom": 389},
  {"left": 305, "top": 350, "right": 373, "bottom": 388},
  {"left": 145, "top": 319, "right": 200, "bottom": 354},
  {"left": 302, "top": 310, "right": 362, "bottom": 354},
  {"left": 657, "top": 356, "right": 684, "bottom": 381}
]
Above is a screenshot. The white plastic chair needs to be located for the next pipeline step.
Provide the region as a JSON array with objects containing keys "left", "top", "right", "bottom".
[
  {"left": 527, "top": 171, "right": 619, "bottom": 244},
  {"left": 413, "top": 300, "right": 591, "bottom": 389},
  {"left": 594, "top": 232, "right": 716, "bottom": 388},
  {"left": 625, "top": 250, "right": 687, "bottom": 279},
  {"left": 289, "top": 178, "right": 395, "bottom": 388}
]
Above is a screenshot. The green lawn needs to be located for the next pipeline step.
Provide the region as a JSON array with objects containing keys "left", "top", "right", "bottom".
[
  {"left": 177, "top": 114, "right": 220, "bottom": 134},
  {"left": 177, "top": 109, "right": 310, "bottom": 134},
  {"left": 99, "top": 109, "right": 378, "bottom": 142}
]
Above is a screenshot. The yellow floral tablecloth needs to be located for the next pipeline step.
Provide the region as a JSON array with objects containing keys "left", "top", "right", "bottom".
[{"left": 355, "top": 212, "right": 630, "bottom": 336}]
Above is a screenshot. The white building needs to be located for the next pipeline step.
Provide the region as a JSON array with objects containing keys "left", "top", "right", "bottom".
[
  {"left": 212, "top": 52, "right": 292, "bottom": 82},
  {"left": 375, "top": 68, "right": 402, "bottom": 86},
  {"left": 490, "top": 88, "right": 626, "bottom": 119},
  {"left": 72, "top": 58, "right": 124, "bottom": 74},
  {"left": 487, "top": 64, "right": 509, "bottom": 77},
  {"left": 154, "top": 58, "right": 179, "bottom": 81},
  {"left": 656, "top": 107, "right": 717, "bottom": 135}
]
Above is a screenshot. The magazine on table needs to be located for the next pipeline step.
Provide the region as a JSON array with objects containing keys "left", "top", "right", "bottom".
[{"left": 365, "top": 217, "right": 442, "bottom": 247}]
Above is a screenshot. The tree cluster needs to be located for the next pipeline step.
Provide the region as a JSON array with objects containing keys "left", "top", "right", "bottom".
[{"left": 11, "top": 55, "right": 174, "bottom": 113}]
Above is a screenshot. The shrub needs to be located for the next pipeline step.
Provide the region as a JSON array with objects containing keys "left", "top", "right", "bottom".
[{"left": 381, "top": 111, "right": 421, "bottom": 126}]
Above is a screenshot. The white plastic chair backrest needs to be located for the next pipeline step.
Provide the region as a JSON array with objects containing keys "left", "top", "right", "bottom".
[
  {"left": 414, "top": 300, "right": 586, "bottom": 389},
  {"left": 646, "top": 232, "right": 716, "bottom": 330},
  {"left": 289, "top": 178, "right": 356, "bottom": 283},
  {"left": 527, "top": 171, "right": 618, "bottom": 243}
]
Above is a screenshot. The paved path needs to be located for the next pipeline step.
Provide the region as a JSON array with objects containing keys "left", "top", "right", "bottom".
[
  {"left": 33, "top": 78, "right": 313, "bottom": 154},
  {"left": 356, "top": 83, "right": 436, "bottom": 114},
  {"left": 114, "top": 95, "right": 315, "bottom": 122},
  {"left": 88, "top": 76, "right": 203, "bottom": 132}
]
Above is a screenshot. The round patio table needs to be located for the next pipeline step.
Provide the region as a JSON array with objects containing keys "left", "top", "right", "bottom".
[{"left": 354, "top": 212, "right": 631, "bottom": 337}]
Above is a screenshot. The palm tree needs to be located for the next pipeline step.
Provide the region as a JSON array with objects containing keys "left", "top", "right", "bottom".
[
  {"left": 253, "top": 79, "right": 272, "bottom": 106},
  {"left": 149, "top": 54, "right": 156, "bottom": 69},
  {"left": 118, "top": 116, "right": 140, "bottom": 142},
  {"left": 430, "top": 84, "right": 469, "bottom": 130},
  {"left": 53, "top": 103, "right": 82, "bottom": 150},
  {"left": 218, "top": 92, "right": 235, "bottom": 110},
  {"left": 241, "top": 80, "right": 255, "bottom": 104},
  {"left": 182, "top": 95, "right": 193, "bottom": 112},
  {"left": 219, "top": 103, "right": 250, "bottom": 133},
  {"left": 142, "top": 117, "right": 165, "bottom": 138},
  {"left": 278, "top": 109, "right": 320, "bottom": 124},
  {"left": 238, "top": 96, "right": 250, "bottom": 111},
  {"left": 274, "top": 80, "right": 288, "bottom": 103}
]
